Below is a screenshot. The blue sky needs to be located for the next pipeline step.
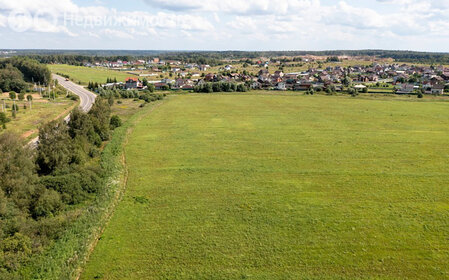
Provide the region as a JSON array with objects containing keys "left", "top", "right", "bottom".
[{"left": 1, "top": 0, "right": 449, "bottom": 51}]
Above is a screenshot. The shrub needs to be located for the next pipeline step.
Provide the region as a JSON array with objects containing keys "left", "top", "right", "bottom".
[
  {"left": 32, "top": 189, "right": 63, "bottom": 218},
  {"left": 0, "top": 233, "right": 32, "bottom": 272},
  {"left": 9, "top": 91, "right": 16, "bottom": 100},
  {"left": 0, "top": 112, "right": 10, "bottom": 129},
  {"left": 110, "top": 115, "right": 122, "bottom": 130},
  {"left": 39, "top": 174, "right": 87, "bottom": 205}
]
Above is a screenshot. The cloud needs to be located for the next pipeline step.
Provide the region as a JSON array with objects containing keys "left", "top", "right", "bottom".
[
  {"left": 143, "top": 0, "right": 320, "bottom": 15},
  {"left": 102, "top": 28, "right": 134, "bottom": 39},
  {"left": 2, "top": 0, "right": 449, "bottom": 50}
]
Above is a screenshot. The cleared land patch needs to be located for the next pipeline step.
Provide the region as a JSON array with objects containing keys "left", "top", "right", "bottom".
[{"left": 82, "top": 94, "right": 449, "bottom": 279}]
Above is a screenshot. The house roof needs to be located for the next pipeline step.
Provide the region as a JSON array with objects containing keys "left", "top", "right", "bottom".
[
  {"left": 433, "top": 84, "right": 445, "bottom": 90},
  {"left": 126, "top": 77, "right": 138, "bottom": 82}
]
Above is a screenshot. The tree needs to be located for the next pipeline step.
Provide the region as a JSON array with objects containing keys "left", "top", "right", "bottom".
[
  {"left": 88, "top": 99, "right": 111, "bottom": 141},
  {"left": 142, "top": 78, "right": 149, "bottom": 87},
  {"left": 18, "top": 92, "right": 25, "bottom": 101},
  {"left": 26, "top": 95, "right": 33, "bottom": 102},
  {"left": 9, "top": 91, "right": 16, "bottom": 100},
  {"left": 0, "top": 132, "right": 36, "bottom": 210},
  {"left": 0, "top": 112, "right": 10, "bottom": 129},
  {"left": 147, "top": 83, "right": 155, "bottom": 93},
  {"left": 36, "top": 120, "right": 73, "bottom": 175},
  {"left": 108, "top": 95, "right": 114, "bottom": 106},
  {"left": 0, "top": 65, "right": 28, "bottom": 92}
]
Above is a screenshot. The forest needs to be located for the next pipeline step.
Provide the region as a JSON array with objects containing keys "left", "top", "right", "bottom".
[
  {"left": 4, "top": 49, "right": 449, "bottom": 65},
  {"left": 0, "top": 57, "right": 51, "bottom": 92}
]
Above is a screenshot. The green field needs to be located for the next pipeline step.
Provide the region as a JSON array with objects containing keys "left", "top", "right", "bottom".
[
  {"left": 48, "top": 64, "right": 136, "bottom": 85},
  {"left": 82, "top": 94, "right": 449, "bottom": 279}
]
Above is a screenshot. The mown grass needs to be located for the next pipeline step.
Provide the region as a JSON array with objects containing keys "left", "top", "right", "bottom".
[
  {"left": 48, "top": 64, "right": 137, "bottom": 85},
  {"left": 82, "top": 94, "right": 449, "bottom": 279}
]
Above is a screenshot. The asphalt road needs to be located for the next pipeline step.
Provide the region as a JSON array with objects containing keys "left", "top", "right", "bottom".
[
  {"left": 53, "top": 74, "right": 97, "bottom": 113},
  {"left": 29, "top": 75, "right": 97, "bottom": 146}
]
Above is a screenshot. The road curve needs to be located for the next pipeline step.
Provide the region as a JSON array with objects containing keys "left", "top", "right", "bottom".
[
  {"left": 29, "top": 75, "right": 97, "bottom": 146},
  {"left": 53, "top": 74, "right": 97, "bottom": 113}
]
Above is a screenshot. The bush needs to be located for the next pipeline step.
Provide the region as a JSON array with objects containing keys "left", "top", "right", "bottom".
[
  {"left": 418, "top": 93, "right": 423, "bottom": 98},
  {"left": 110, "top": 115, "right": 122, "bottom": 130},
  {"left": 1, "top": 233, "right": 32, "bottom": 272},
  {"left": 32, "top": 189, "right": 63, "bottom": 218},
  {"left": 9, "top": 91, "right": 17, "bottom": 100},
  {"left": 0, "top": 112, "right": 10, "bottom": 129},
  {"left": 69, "top": 94, "right": 79, "bottom": 101},
  {"left": 39, "top": 174, "right": 87, "bottom": 205}
]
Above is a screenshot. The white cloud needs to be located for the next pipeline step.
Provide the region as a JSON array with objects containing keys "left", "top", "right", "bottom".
[
  {"left": 102, "top": 28, "right": 134, "bottom": 39},
  {"left": 144, "top": 0, "right": 321, "bottom": 15},
  {"left": 1, "top": 0, "right": 449, "bottom": 50}
]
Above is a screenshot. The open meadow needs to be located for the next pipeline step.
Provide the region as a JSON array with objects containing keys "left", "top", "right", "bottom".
[
  {"left": 82, "top": 94, "right": 449, "bottom": 279},
  {"left": 48, "top": 64, "right": 137, "bottom": 85}
]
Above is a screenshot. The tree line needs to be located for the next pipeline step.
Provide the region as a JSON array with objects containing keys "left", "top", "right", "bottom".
[
  {"left": 0, "top": 58, "right": 51, "bottom": 93},
  {"left": 194, "top": 82, "right": 248, "bottom": 93},
  {"left": 8, "top": 50, "right": 449, "bottom": 66},
  {"left": 0, "top": 97, "right": 123, "bottom": 278}
]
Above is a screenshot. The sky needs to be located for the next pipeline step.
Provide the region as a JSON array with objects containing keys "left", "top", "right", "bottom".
[{"left": 1, "top": 0, "right": 449, "bottom": 52}]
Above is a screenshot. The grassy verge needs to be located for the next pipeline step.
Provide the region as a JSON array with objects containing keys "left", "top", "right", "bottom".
[{"left": 19, "top": 100, "right": 163, "bottom": 280}]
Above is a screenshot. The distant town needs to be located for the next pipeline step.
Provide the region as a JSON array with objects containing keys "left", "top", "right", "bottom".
[{"left": 80, "top": 56, "right": 449, "bottom": 95}]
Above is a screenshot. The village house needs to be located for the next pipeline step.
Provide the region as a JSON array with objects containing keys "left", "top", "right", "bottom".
[
  {"left": 428, "top": 84, "right": 445, "bottom": 95},
  {"left": 125, "top": 77, "right": 143, "bottom": 89},
  {"left": 396, "top": 84, "right": 416, "bottom": 94},
  {"left": 204, "top": 73, "right": 217, "bottom": 82},
  {"left": 154, "top": 82, "right": 168, "bottom": 90},
  {"left": 275, "top": 82, "right": 287, "bottom": 91}
]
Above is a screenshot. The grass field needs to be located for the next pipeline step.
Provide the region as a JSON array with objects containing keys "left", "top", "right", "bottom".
[
  {"left": 48, "top": 64, "right": 137, "bottom": 85},
  {"left": 0, "top": 94, "right": 77, "bottom": 139},
  {"left": 82, "top": 94, "right": 449, "bottom": 279}
]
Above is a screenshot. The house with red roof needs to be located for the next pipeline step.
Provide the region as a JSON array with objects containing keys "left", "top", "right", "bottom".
[{"left": 125, "top": 77, "right": 143, "bottom": 89}]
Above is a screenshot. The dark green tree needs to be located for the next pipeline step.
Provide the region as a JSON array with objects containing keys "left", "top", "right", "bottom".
[
  {"left": 36, "top": 120, "right": 73, "bottom": 175},
  {"left": 0, "top": 132, "right": 36, "bottom": 210}
]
